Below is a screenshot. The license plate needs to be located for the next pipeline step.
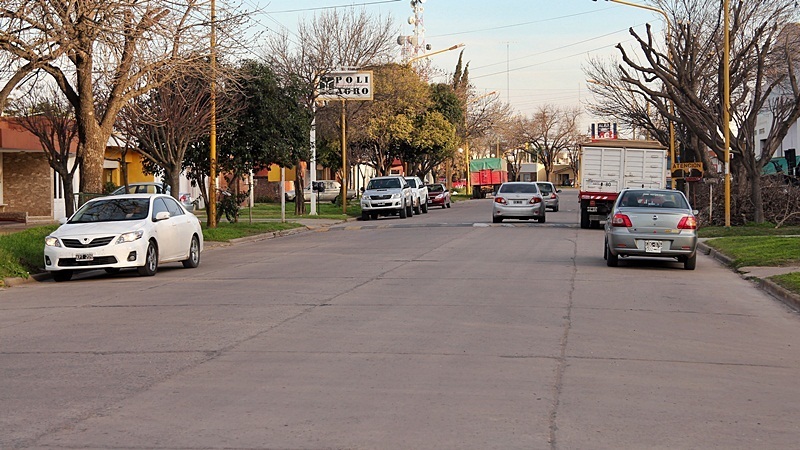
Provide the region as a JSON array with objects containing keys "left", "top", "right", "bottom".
[
  {"left": 513, "top": 200, "right": 523, "bottom": 205},
  {"left": 587, "top": 207, "right": 598, "bottom": 212},
  {"left": 645, "top": 241, "right": 662, "bottom": 253},
  {"left": 75, "top": 253, "right": 94, "bottom": 261}
]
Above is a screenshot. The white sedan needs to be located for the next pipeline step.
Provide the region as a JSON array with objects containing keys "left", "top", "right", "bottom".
[{"left": 44, "top": 194, "right": 203, "bottom": 282}]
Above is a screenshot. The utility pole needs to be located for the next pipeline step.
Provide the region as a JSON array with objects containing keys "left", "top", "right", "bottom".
[{"left": 208, "top": 0, "right": 217, "bottom": 228}]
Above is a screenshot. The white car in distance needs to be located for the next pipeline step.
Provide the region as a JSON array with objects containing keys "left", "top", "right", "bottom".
[{"left": 404, "top": 176, "right": 429, "bottom": 215}]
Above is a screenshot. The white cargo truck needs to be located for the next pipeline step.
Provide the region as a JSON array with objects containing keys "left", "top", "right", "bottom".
[{"left": 578, "top": 140, "right": 668, "bottom": 229}]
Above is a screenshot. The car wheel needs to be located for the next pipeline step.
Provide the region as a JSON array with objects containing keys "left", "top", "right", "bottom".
[
  {"left": 399, "top": 203, "right": 407, "bottom": 219},
  {"left": 414, "top": 199, "right": 421, "bottom": 215},
  {"left": 446, "top": 202, "right": 451, "bottom": 208},
  {"left": 406, "top": 202, "right": 413, "bottom": 217},
  {"left": 51, "top": 270, "right": 73, "bottom": 282},
  {"left": 137, "top": 241, "right": 158, "bottom": 276},
  {"left": 606, "top": 246, "right": 619, "bottom": 267},
  {"left": 370, "top": 212, "right": 378, "bottom": 220},
  {"left": 537, "top": 215, "right": 546, "bottom": 223},
  {"left": 361, "top": 212, "right": 370, "bottom": 221},
  {"left": 553, "top": 205, "right": 559, "bottom": 212},
  {"left": 422, "top": 202, "right": 428, "bottom": 213},
  {"left": 684, "top": 253, "right": 697, "bottom": 270},
  {"left": 493, "top": 216, "right": 502, "bottom": 223},
  {"left": 182, "top": 235, "right": 200, "bottom": 268},
  {"left": 104, "top": 268, "right": 121, "bottom": 274},
  {"left": 603, "top": 238, "right": 608, "bottom": 260}
]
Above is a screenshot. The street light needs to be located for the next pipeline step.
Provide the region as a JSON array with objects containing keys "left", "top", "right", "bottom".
[{"left": 593, "top": 0, "right": 676, "bottom": 185}]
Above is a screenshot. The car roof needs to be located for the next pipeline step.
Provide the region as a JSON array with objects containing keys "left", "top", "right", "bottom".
[{"left": 89, "top": 193, "right": 167, "bottom": 202}]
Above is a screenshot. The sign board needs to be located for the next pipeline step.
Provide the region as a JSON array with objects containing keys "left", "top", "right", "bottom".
[
  {"left": 317, "top": 71, "right": 373, "bottom": 101},
  {"left": 670, "top": 162, "right": 704, "bottom": 181}
]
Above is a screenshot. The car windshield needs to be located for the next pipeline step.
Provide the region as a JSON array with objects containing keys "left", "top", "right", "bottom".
[
  {"left": 69, "top": 198, "right": 150, "bottom": 223},
  {"left": 405, "top": 178, "right": 418, "bottom": 188},
  {"left": 427, "top": 184, "right": 444, "bottom": 193},
  {"left": 619, "top": 191, "right": 689, "bottom": 209},
  {"left": 367, "top": 178, "right": 401, "bottom": 189},
  {"left": 499, "top": 183, "right": 538, "bottom": 194}
]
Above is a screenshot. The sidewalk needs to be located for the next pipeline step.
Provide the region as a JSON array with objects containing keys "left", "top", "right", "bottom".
[{"left": 698, "top": 241, "right": 800, "bottom": 312}]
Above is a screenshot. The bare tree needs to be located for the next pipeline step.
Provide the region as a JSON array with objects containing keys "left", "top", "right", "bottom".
[
  {"left": 0, "top": 0, "right": 244, "bottom": 195},
  {"left": 263, "top": 7, "right": 396, "bottom": 214},
  {"left": 521, "top": 104, "right": 582, "bottom": 183},
  {"left": 117, "top": 73, "right": 215, "bottom": 201},
  {"left": 611, "top": 0, "right": 800, "bottom": 223},
  {"left": 8, "top": 86, "right": 81, "bottom": 216}
]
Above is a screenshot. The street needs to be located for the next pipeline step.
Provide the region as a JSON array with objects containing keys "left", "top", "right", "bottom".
[{"left": 2, "top": 189, "right": 800, "bottom": 449}]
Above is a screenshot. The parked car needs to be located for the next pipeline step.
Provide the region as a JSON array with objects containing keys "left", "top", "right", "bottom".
[
  {"left": 492, "top": 182, "right": 546, "bottom": 223},
  {"left": 110, "top": 182, "right": 195, "bottom": 211},
  {"left": 360, "top": 176, "right": 414, "bottom": 220},
  {"left": 404, "top": 176, "right": 429, "bottom": 215},
  {"left": 285, "top": 180, "right": 357, "bottom": 203},
  {"left": 44, "top": 194, "right": 203, "bottom": 282},
  {"left": 426, "top": 183, "right": 451, "bottom": 208},
  {"left": 604, "top": 188, "right": 698, "bottom": 270},
  {"left": 535, "top": 181, "right": 561, "bottom": 212}
]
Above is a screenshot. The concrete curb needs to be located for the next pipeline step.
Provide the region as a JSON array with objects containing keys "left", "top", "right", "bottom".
[{"left": 698, "top": 241, "right": 800, "bottom": 312}]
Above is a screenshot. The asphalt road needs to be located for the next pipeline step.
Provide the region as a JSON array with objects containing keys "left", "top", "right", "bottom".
[{"left": 3, "top": 189, "right": 800, "bottom": 449}]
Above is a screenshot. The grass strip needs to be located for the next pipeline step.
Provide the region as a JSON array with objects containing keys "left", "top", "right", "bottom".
[
  {"left": 0, "top": 225, "right": 58, "bottom": 277},
  {"left": 202, "top": 221, "right": 303, "bottom": 242},
  {"left": 704, "top": 236, "right": 800, "bottom": 268},
  {"left": 770, "top": 272, "right": 800, "bottom": 294}
]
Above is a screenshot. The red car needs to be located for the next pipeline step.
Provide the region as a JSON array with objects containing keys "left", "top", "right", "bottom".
[{"left": 426, "top": 183, "right": 452, "bottom": 208}]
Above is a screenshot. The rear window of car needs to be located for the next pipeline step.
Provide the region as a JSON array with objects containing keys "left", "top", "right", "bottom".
[
  {"left": 619, "top": 191, "right": 689, "bottom": 209},
  {"left": 499, "top": 183, "right": 539, "bottom": 194},
  {"left": 536, "top": 183, "right": 553, "bottom": 194}
]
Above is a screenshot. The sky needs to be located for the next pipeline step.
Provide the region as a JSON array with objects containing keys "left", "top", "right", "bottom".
[{"left": 244, "top": 0, "right": 669, "bottom": 120}]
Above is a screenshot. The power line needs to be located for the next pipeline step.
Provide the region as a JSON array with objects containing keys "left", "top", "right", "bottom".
[{"left": 265, "top": 0, "right": 402, "bottom": 14}]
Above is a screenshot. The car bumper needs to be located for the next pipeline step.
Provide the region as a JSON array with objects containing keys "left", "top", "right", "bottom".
[
  {"left": 361, "top": 199, "right": 404, "bottom": 211},
  {"left": 44, "top": 239, "right": 149, "bottom": 272},
  {"left": 545, "top": 199, "right": 558, "bottom": 209},
  {"left": 492, "top": 203, "right": 545, "bottom": 219},
  {"left": 607, "top": 231, "right": 697, "bottom": 257},
  {"left": 428, "top": 197, "right": 446, "bottom": 206}
]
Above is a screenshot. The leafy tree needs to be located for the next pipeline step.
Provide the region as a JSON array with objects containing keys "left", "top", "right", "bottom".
[
  {"left": 183, "top": 60, "right": 310, "bottom": 224},
  {"left": 349, "top": 63, "right": 431, "bottom": 175}
]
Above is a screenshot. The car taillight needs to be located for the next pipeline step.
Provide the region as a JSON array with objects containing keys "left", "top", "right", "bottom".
[
  {"left": 611, "top": 213, "right": 633, "bottom": 227},
  {"left": 495, "top": 197, "right": 507, "bottom": 205},
  {"left": 529, "top": 197, "right": 542, "bottom": 204},
  {"left": 677, "top": 216, "right": 697, "bottom": 229},
  {"left": 550, "top": 193, "right": 557, "bottom": 199}
]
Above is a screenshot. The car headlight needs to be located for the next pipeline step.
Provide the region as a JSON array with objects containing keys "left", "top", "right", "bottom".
[
  {"left": 435, "top": 194, "right": 444, "bottom": 200},
  {"left": 116, "top": 230, "right": 144, "bottom": 244},
  {"left": 45, "top": 236, "right": 61, "bottom": 247},
  {"left": 391, "top": 193, "right": 402, "bottom": 199}
]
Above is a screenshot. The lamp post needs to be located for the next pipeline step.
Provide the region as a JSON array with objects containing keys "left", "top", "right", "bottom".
[
  {"left": 208, "top": 0, "right": 217, "bottom": 228},
  {"left": 593, "top": 0, "right": 676, "bottom": 185}
]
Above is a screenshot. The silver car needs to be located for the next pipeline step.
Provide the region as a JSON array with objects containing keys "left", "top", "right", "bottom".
[
  {"left": 535, "top": 181, "right": 561, "bottom": 212},
  {"left": 604, "top": 189, "right": 698, "bottom": 270},
  {"left": 491, "top": 182, "right": 546, "bottom": 223}
]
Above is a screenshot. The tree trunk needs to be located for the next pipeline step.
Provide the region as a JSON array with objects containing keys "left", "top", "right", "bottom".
[
  {"left": 294, "top": 164, "right": 305, "bottom": 215},
  {"left": 168, "top": 168, "right": 181, "bottom": 202},
  {"left": 750, "top": 166, "right": 764, "bottom": 224}
]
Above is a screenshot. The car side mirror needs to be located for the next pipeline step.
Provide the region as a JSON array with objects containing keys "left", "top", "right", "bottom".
[
  {"left": 155, "top": 211, "right": 171, "bottom": 221},
  {"left": 360, "top": 187, "right": 365, "bottom": 192},
  {"left": 556, "top": 189, "right": 562, "bottom": 193},
  {"left": 692, "top": 209, "right": 699, "bottom": 215}
]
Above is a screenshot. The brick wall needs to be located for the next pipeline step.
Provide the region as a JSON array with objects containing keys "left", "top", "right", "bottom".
[{"left": 3, "top": 152, "right": 52, "bottom": 216}]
